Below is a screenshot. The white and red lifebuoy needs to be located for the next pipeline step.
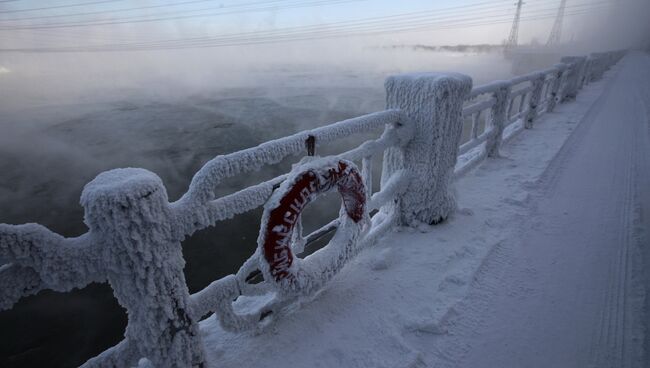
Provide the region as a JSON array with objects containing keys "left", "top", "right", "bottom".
[{"left": 258, "top": 158, "right": 367, "bottom": 294}]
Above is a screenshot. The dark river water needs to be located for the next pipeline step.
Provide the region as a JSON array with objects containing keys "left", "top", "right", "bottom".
[{"left": 0, "top": 51, "right": 513, "bottom": 367}]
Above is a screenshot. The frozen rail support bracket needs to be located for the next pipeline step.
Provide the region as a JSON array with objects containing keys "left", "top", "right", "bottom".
[
  {"left": 382, "top": 73, "right": 472, "bottom": 226},
  {"left": 560, "top": 56, "right": 587, "bottom": 102},
  {"left": 525, "top": 72, "right": 546, "bottom": 128},
  {"left": 485, "top": 81, "right": 511, "bottom": 157},
  {"left": 1, "top": 169, "right": 207, "bottom": 368},
  {"left": 547, "top": 63, "right": 567, "bottom": 113}
]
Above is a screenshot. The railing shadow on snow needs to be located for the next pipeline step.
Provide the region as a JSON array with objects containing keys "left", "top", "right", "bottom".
[{"left": 0, "top": 49, "right": 625, "bottom": 367}]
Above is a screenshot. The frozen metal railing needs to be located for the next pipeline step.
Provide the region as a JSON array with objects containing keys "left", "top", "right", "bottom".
[
  {"left": 188, "top": 113, "right": 415, "bottom": 335},
  {"left": 0, "top": 49, "right": 625, "bottom": 368},
  {"left": 460, "top": 105, "right": 494, "bottom": 154},
  {"left": 455, "top": 50, "right": 624, "bottom": 178},
  {"left": 171, "top": 109, "right": 403, "bottom": 235}
]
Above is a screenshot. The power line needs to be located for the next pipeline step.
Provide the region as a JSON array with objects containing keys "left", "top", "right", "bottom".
[
  {"left": 1, "top": 0, "right": 521, "bottom": 43},
  {"left": 6, "top": 3, "right": 512, "bottom": 45},
  {"left": 0, "top": 0, "right": 128, "bottom": 14},
  {"left": 0, "top": 0, "right": 301, "bottom": 22},
  {"left": 131, "top": 3, "right": 606, "bottom": 49},
  {"left": 0, "top": 0, "right": 366, "bottom": 29},
  {"left": 0, "top": 3, "right": 609, "bottom": 52},
  {"left": 0, "top": 0, "right": 576, "bottom": 31},
  {"left": 28, "top": 1, "right": 605, "bottom": 46},
  {"left": 2, "top": 1, "right": 606, "bottom": 50},
  {"left": 3, "top": 0, "right": 570, "bottom": 32},
  {"left": 0, "top": 0, "right": 361, "bottom": 43}
]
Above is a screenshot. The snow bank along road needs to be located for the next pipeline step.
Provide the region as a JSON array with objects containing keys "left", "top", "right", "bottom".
[{"left": 202, "top": 52, "right": 650, "bottom": 368}]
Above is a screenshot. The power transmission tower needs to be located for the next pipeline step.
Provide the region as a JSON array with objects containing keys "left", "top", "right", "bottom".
[
  {"left": 505, "top": 0, "right": 524, "bottom": 51},
  {"left": 547, "top": 0, "right": 567, "bottom": 46}
]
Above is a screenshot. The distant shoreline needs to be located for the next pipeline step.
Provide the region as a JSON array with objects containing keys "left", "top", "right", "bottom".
[{"left": 382, "top": 44, "right": 505, "bottom": 53}]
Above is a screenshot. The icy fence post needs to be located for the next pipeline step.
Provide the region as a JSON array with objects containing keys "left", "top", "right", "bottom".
[
  {"left": 588, "top": 51, "right": 624, "bottom": 82},
  {"left": 547, "top": 63, "right": 567, "bottom": 113},
  {"left": 576, "top": 58, "right": 588, "bottom": 90},
  {"left": 560, "top": 56, "right": 586, "bottom": 102},
  {"left": 0, "top": 226, "right": 105, "bottom": 311},
  {"left": 79, "top": 168, "right": 205, "bottom": 368},
  {"left": 382, "top": 73, "right": 472, "bottom": 226},
  {"left": 486, "top": 81, "right": 511, "bottom": 157},
  {"left": 0, "top": 168, "right": 207, "bottom": 367},
  {"left": 582, "top": 57, "right": 594, "bottom": 87},
  {"left": 525, "top": 72, "right": 546, "bottom": 129},
  {"left": 589, "top": 52, "right": 608, "bottom": 82}
]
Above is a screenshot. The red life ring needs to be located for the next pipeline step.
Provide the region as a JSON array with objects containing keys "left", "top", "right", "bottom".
[{"left": 259, "top": 158, "right": 366, "bottom": 293}]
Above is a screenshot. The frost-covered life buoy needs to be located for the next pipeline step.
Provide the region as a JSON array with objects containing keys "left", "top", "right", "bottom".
[{"left": 258, "top": 157, "right": 368, "bottom": 295}]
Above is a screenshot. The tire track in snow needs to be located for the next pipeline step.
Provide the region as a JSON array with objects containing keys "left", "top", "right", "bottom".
[
  {"left": 534, "top": 64, "right": 620, "bottom": 199},
  {"left": 593, "top": 117, "right": 632, "bottom": 367},
  {"left": 425, "top": 53, "right": 648, "bottom": 368},
  {"left": 591, "top": 55, "right": 647, "bottom": 368}
]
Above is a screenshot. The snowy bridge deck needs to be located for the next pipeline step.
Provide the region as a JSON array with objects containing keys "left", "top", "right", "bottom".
[
  {"left": 0, "top": 50, "right": 633, "bottom": 367},
  {"left": 204, "top": 52, "right": 650, "bottom": 368}
]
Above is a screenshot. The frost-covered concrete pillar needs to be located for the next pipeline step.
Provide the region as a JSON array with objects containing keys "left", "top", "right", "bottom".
[
  {"left": 581, "top": 56, "right": 594, "bottom": 87},
  {"left": 576, "top": 59, "right": 588, "bottom": 91},
  {"left": 382, "top": 72, "right": 472, "bottom": 226},
  {"left": 560, "top": 56, "right": 586, "bottom": 102},
  {"left": 525, "top": 72, "right": 546, "bottom": 129},
  {"left": 547, "top": 63, "right": 566, "bottom": 112},
  {"left": 486, "top": 81, "right": 511, "bottom": 158},
  {"left": 589, "top": 52, "right": 607, "bottom": 82},
  {"left": 596, "top": 51, "right": 623, "bottom": 77},
  {"left": 80, "top": 168, "right": 205, "bottom": 368}
]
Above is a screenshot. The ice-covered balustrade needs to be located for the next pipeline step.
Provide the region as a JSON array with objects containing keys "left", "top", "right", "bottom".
[{"left": 0, "top": 50, "right": 625, "bottom": 367}]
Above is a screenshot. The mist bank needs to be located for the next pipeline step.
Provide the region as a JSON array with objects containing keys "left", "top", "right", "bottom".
[
  {"left": 0, "top": 42, "right": 518, "bottom": 110},
  {"left": 385, "top": 43, "right": 504, "bottom": 54}
]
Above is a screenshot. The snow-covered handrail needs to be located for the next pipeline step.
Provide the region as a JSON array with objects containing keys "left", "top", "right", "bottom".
[
  {"left": 0, "top": 49, "right": 625, "bottom": 368},
  {"left": 455, "top": 50, "right": 623, "bottom": 178},
  {"left": 178, "top": 110, "right": 401, "bottom": 204},
  {"left": 188, "top": 120, "right": 415, "bottom": 334}
]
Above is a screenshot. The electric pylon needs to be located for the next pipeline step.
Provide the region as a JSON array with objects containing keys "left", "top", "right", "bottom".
[
  {"left": 505, "top": 0, "right": 525, "bottom": 51},
  {"left": 547, "top": 0, "right": 567, "bottom": 45}
]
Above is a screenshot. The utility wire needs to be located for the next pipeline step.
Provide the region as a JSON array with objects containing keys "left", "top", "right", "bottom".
[
  {"left": 2, "top": 3, "right": 608, "bottom": 51},
  {"left": 0, "top": 0, "right": 127, "bottom": 14},
  {"left": 106, "top": 3, "right": 607, "bottom": 50},
  {"left": 16, "top": 1, "right": 608, "bottom": 47},
  {"left": 4, "top": 0, "right": 568, "bottom": 31},
  {"left": 0, "top": 4, "right": 609, "bottom": 52},
  {"left": 0, "top": 0, "right": 308, "bottom": 22},
  {"left": 0, "top": 0, "right": 521, "bottom": 44},
  {"left": 123, "top": 0, "right": 603, "bottom": 48},
  {"left": 2, "top": 0, "right": 515, "bottom": 45},
  {"left": 0, "top": 0, "right": 366, "bottom": 29}
]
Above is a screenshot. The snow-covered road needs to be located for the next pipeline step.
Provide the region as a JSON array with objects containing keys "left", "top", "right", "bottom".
[
  {"left": 426, "top": 52, "right": 650, "bottom": 368},
  {"left": 202, "top": 52, "right": 650, "bottom": 368}
]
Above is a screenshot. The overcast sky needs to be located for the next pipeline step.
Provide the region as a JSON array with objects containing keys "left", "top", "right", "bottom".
[
  {"left": 1, "top": 0, "right": 644, "bottom": 51},
  {"left": 0, "top": 0, "right": 648, "bottom": 108}
]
